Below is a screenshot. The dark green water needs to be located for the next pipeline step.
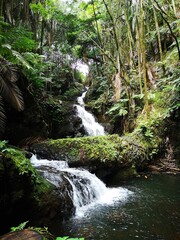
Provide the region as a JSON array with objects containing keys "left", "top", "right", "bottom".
[{"left": 55, "top": 174, "right": 180, "bottom": 240}]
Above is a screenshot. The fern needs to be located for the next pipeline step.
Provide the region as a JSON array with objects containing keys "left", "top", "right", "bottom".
[
  {"left": 106, "top": 101, "right": 128, "bottom": 117},
  {"left": 10, "top": 221, "right": 29, "bottom": 232},
  {"left": 2, "top": 44, "right": 32, "bottom": 69}
]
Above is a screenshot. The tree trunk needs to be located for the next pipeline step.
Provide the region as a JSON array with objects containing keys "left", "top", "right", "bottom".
[
  {"left": 40, "top": 19, "right": 45, "bottom": 54},
  {"left": 0, "top": 0, "right": 4, "bottom": 16},
  {"left": 136, "top": 25, "right": 143, "bottom": 95},
  {"left": 151, "top": 0, "right": 163, "bottom": 61},
  {"left": 140, "top": 0, "right": 149, "bottom": 118},
  {"left": 153, "top": 0, "right": 180, "bottom": 60}
]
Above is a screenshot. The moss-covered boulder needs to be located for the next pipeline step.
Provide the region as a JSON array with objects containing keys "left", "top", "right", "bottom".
[{"left": 29, "top": 125, "right": 162, "bottom": 181}]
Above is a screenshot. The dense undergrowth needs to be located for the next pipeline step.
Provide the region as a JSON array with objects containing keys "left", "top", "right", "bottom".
[{"left": 0, "top": 0, "right": 179, "bottom": 239}]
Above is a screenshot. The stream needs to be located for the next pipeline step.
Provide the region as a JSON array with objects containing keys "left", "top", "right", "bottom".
[
  {"left": 30, "top": 154, "right": 180, "bottom": 240},
  {"left": 53, "top": 174, "right": 180, "bottom": 240}
]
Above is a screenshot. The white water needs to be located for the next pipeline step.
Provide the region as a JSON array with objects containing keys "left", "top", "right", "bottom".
[
  {"left": 30, "top": 154, "right": 132, "bottom": 217},
  {"left": 75, "top": 90, "right": 105, "bottom": 136}
]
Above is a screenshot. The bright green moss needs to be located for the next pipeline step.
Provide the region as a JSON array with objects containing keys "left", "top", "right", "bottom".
[
  {"left": 48, "top": 135, "right": 123, "bottom": 163},
  {"left": 2, "top": 147, "right": 52, "bottom": 201}
]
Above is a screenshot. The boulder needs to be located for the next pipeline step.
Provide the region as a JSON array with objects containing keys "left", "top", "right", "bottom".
[
  {"left": 0, "top": 229, "right": 43, "bottom": 240},
  {"left": 0, "top": 150, "right": 74, "bottom": 235}
]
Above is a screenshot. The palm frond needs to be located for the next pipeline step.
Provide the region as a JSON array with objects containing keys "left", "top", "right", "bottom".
[
  {"left": 0, "top": 56, "right": 24, "bottom": 111},
  {"left": 0, "top": 97, "right": 6, "bottom": 133}
]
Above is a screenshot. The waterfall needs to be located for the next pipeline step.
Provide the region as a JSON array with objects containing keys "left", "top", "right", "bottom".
[
  {"left": 30, "top": 155, "right": 132, "bottom": 217},
  {"left": 75, "top": 89, "right": 105, "bottom": 136}
]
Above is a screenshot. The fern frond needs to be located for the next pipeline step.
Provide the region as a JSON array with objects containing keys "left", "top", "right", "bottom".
[{"left": 2, "top": 44, "right": 32, "bottom": 69}]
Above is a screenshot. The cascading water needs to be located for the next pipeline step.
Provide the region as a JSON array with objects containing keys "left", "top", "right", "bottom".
[
  {"left": 30, "top": 154, "right": 132, "bottom": 217},
  {"left": 75, "top": 89, "right": 105, "bottom": 136}
]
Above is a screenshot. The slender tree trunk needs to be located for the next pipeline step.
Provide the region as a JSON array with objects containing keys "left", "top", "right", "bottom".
[
  {"left": 171, "top": 0, "right": 177, "bottom": 17},
  {"left": 11, "top": 0, "right": 14, "bottom": 24},
  {"left": 124, "top": 3, "right": 134, "bottom": 67},
  {"left": 153, "top": 0, "right": 180, "bottom": 60},
  {"left": 0, "top": 0, "right": 4, "bottom": 16},
  {"left": 136, "top": 25, "right": 143, "bottom": 95},
  {"left": 102, "top": 0, "right": 124, "bottom": 102},
  {"left": 151, "top": 0, "right": 163, "bottom": 61},
  {"left": 140, "top": 0, "right": 149, "bottom": 118},
  {"left": 40, "top": 19, "right": 45, "bottom": 54},
  {"left": 5, "top": 0, "right": 12, "bottom": 23},
  {"left": 102, "top": 0, "right": 122, "bottom": 70},
  {"left": 92, "top": 0, "right": 103, "bottom": 48},
  {"left": 24, "top": 0, "right": 29, "bottom": 26}
]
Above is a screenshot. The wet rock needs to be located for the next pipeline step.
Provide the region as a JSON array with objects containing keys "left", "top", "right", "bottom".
[
  {"left": 41, "top": 100, "right": 85, "bottom": 139},
  {"left": 0, "top": 152, "right": 74, "bottom": 235}
]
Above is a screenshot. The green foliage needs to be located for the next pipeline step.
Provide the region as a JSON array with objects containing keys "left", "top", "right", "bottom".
[
  {"left": 39, "top": 129, "right": 160, "bottom": 166},
  {"left": 0, "top": 140, "right": 8, "bottom": 151},
  {"left": 106, "top": 101, "right": 129, "bottom": 119},
  {"left": 4, "top": 148, "right": 36, "bottom": 176},
  {"left": 73, "top": 69, "right": 86, "bottom": 83},
  {"left": 30, "top": 0, "right": 56, "bottom": 20},
  {"left": 10, "top": 221, "right": 29, "bottom": 232},
  {"left": 85, "top": 75, "right": 111, "bottom": 114},
  {"left": 1, "top": 145, "right": 51, "bottom": 202},
  {"left": 10, "top": 222, "right": 54, "bottom": 240},
  {"left": 0, "top": 21, "right": 36, "bottom": 55},
  {"left": 23, "top": 52, "right": 53, "bottom": 88},
  {"left": 139, "top": 124, "right": 154, "bottom": 140},
  {"left": 62, "top": 87, "right": 82, "bottom": 100},
  {"left": 10, "top": 220, "right": 84, "bottom": 240},
  {"left": 91, "top": 76, "right": 110, "bottom": 96},
  {"left": 2, "top": 44, "right": 32, "bottom": 69},
  {"left": 0, "top": 142, "right": 24, "bottom": 157},
  {"left": 48, "top": 135, "right": 122, "bottom": 163},
  {"left": 157, "top": 49, "right": 180, "bottom": 118},
  {"left": 6, "top": 27, "right": 35, "bottom": 52},
  {"left": 0, "top": 17, "right": 50, "bottom": 89},
  {"left": 28, "top": 226, "right": 53, "bottom": 239}
]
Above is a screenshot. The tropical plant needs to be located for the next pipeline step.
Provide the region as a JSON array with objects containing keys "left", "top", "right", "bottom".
[
  {"left": 0, "top": 56, "right": 24, "bottom": 134},
  {"left": 10, "top": 221, "right": 29, "bottom": 232}
]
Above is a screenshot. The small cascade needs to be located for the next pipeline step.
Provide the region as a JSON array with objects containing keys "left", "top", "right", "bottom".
[
  {"left": 75, "top": 89, "right": 105, "bottom": 136},
  {"left": 30, "top": 155, "right": 131, "bottom": 217},
  {"left": 63, "top": 168, "right": 107, "bottom": 215}
]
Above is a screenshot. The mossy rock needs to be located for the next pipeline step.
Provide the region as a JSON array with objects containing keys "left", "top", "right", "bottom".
[
  {"left": 0, "top": 148, "right": 74, "bottom": 235},
  {"left": 30, "top": 135, "right": 124, "bottom": 166},
  {"left": 108, "top": 165, "right": 138, "bottom": 184},
  {"left": 30, "top": 131, "right": 160, "bottom": 181}
]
